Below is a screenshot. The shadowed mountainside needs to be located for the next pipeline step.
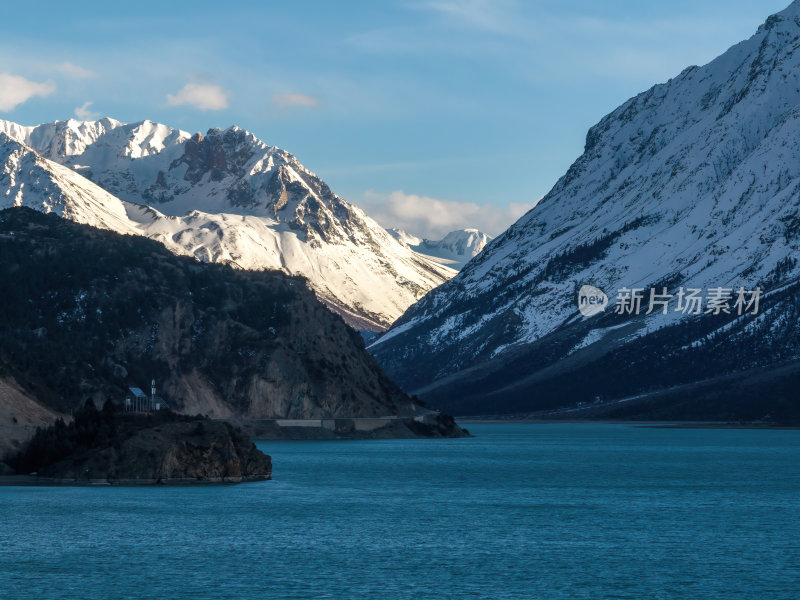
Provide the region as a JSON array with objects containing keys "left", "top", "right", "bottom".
[{"left": 0, "top": 207, "right": 465, "bottom": 444}]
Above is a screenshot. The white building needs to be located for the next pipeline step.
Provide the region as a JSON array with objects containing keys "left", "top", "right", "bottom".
[{"left": 124, "top": 379, "right": 166, "bottom": 413}]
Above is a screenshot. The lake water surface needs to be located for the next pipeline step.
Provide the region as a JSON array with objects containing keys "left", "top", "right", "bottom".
[{"left": 1, "top": 423, "right": 799, "bottom": 599}]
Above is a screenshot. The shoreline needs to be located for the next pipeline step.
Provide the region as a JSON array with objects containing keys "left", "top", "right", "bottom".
[
  {"left": 454, "top": 418, "right": 800, "bottom": 430},
  {"left": 0, "top": 474, "right": 271, "bottom": 487}
]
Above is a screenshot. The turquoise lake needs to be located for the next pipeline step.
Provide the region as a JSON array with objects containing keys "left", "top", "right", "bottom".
[{"left": 1, "top": 423, "right": 799, "bottom": 599}]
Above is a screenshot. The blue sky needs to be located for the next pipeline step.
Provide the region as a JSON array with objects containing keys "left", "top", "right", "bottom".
[{"left": 0, "top": 0, "right": 791, "bottom": 237}]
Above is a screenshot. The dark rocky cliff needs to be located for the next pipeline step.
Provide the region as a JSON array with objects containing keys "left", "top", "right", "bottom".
[{"left": 7, "top": 404, "right": 271, "bottom": 484}]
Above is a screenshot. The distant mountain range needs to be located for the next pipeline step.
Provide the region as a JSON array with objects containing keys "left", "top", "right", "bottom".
[
  {"left": 387, "top": 228, "right": 492, "bottom": 270},
  {"left": 370, "top": 3, "right": 800, "bottom": 423},
  {"left": 0, "top": 119, "right": 455, "bottom": 331}
]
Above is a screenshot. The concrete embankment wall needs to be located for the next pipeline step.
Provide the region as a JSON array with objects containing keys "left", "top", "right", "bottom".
[{"left": 272, "top": 417, "right": 403, "bottom": 432}]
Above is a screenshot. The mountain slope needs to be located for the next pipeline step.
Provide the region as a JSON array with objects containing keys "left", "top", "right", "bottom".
[
  {"left": 0, "top": 207, "right": 465, "bottom": 443},
  {"left": 387, "top": 228, "right": 492, "bottom": 269},
  {"left": 0, "top": 120, "right": 455, "bottom": 330},
  {"left": 370, "top": 3, "right": 800, "bottom": 420},
  {"left": 0, "top": 132, "right": 140, "bottom": 234}
]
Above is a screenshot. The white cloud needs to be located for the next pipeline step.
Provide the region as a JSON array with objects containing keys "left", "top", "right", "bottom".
[
  {"left": 362, "top": 189, "right": 530, "bottom": 238},
  {"left": 166, "top": 82, "right": 230, "bottom": 110},
  {"left": 273, "top": 93, "right": 319, "bottom": 108},
  {"left": 0, "top": 73, "right": 56, "bottom": 111},
  {"left": 74, "top": 101, "right": 100, "bottom": 120},
  {"left": 52, "top": 61, "right": 95, "bottom": 79}
]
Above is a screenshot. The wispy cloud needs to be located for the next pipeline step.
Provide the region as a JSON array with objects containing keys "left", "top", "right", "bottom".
[
  {"left": 74, "top": 100, "right": 100, "bottom": 120},
  {"left": 273, "top": 93, "right": 319, "bottom": 108},
  {"left": 413, "top": 0, "right": 520, "bottom": 34},
  {"left": 361, "top": 189, "right": 529, "bottom": 238},
  {"left": 0, "top": 73, "right": 56, "bottom": 111},
  {"left": 166, "top": 82, "right": 230, "bottom": 110},
  {"left": 355, "top": 5, "right": 765, "bottom": 90},
  {"left": 51, "top": 61, "right": 95, "bottom": 79}
]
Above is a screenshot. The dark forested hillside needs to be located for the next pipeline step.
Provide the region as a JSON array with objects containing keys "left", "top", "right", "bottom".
[{"left": 0, "top": 207, "right": 449, "bottom": 431}]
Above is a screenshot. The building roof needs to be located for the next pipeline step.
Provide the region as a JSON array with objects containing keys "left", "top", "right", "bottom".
[{"left": 128, "top": 387, "right": 148, "bottom": 398}]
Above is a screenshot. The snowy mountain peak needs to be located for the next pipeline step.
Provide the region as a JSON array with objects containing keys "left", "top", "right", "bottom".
[
  {"left": 0, "top": 117, "right": 123, "bottom": 161},
  {"left": 434, "top": 229, "right": 492, "bottom": 257},
  {"left": 387, "top": 227, "right": 492, "bottom": 270},
  {"left": 0, "top": 133, "right": 140, "bottom": 233},
  {"left": 0, "top": 117, "right": 189, "bottom": 163},
  {"left": 0, "top": 118, "right": 455, "bottom": 331}
]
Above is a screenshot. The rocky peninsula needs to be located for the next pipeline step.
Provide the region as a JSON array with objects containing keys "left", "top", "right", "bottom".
[{"left": 1, "top": 402, "right": 271, "bottom": 485}]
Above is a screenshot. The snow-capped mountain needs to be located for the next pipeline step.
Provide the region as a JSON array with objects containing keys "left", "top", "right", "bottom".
[
  {"left": 0, "top": 132, "right": 139, "bottom": 234},
  {"left": 370, "top": 3, "right": 800, "bottom": 418},
  {"left": 387, "top": 228, "right": 492, "bottom": 269},
  {"left": 0, "top": 119, "right": 455, "bottom": 331}
]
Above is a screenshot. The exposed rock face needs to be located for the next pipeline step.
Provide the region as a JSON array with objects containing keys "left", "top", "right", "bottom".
[
  {"left": 175, "top": 129, "right": 246, "bottom": 185},
  {"left": 0, "top": 377, "right": 62, "bottom": 458}
]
